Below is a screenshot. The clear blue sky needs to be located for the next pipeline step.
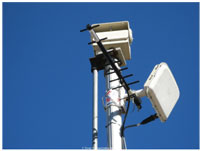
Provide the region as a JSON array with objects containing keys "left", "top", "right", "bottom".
[{"left": 3, "top": 2, "right": 199, "bottom": 149}]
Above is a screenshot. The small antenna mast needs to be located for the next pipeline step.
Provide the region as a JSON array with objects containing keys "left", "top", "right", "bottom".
[{"left": 80, "top": 21, "right": 180, "bottom": 150}]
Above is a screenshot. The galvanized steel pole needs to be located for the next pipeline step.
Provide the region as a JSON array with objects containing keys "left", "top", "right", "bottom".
[
  {"left": 92, "top": 68, "right": 98, "bottom": 149},
  {"left": 105, "top": 60, "right": 123, "bottom": 150}
]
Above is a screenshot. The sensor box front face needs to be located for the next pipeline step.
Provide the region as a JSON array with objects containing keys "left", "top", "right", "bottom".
[
  {"left": 144, "top": 62, "right": 180, "bottom": 122},
  {"left": 91, "top": 21, "right": 133, "bottom": 60}
]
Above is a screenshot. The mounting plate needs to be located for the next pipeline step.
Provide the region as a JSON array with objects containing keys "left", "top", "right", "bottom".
[{"left": 90, "top": 48, "right": 127, "bottom": 71}]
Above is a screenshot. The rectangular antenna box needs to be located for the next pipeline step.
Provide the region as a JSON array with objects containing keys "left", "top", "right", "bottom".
[
  {"left": 144, "top": 62, "right": 180, "bottom": 122},
  {"left": 91, "top": 21, "right": 133, "bottom": 61}
]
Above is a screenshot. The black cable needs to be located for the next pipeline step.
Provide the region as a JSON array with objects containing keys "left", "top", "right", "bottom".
[
  {"left": 140, "top": 113, "right": 158, "bottom": 125},
  {"left": 124, "top": 123, "right": 140, "bottom": 130},
  {"left": 124, "top": 113, "right": 159, "bottom": 130},
  {"left": 121, "top": 96, "right": 136, "bottom": 136},
  {"left": 121, "top": 93, "right": 131, "bottom": 137}
]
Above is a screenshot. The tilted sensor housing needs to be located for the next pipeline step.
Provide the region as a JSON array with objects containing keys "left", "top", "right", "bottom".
[
  {"left": 91, "top": 21, "right": 133, "bottom": 61},
  {"left": 144, "top": 62, "right": 180, "bottom": 122}
]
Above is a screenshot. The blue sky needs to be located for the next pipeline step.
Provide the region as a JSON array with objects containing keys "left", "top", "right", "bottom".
[{"left": 3, "top": 2, "right": 199, "bottom": 149}]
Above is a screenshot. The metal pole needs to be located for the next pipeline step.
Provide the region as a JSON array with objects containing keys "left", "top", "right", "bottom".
[
  {"left": 92, "top": 68, "right": 98, "bottom": 149},
  {"left": 105, "top": 59, "right": 123, "bottom": 150}
]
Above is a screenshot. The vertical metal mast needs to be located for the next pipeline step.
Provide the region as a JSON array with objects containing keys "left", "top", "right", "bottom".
[
  {"left": 105, "top": 60, "right": 123, "bottom": 149},
  {"left": 92, "top": 68, "right": 98, "bottom": 149},
  {"left": 80, "top": 23, "right": 141, "bottom": 150}
]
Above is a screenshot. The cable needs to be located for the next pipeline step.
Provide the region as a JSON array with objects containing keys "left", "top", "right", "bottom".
[
  {"left": 122, "top": 136, "right": 127, "bottom": 149},
  {"left": 122, "top": 101, "right": 136, "bottom": 131},
  {"left": 124, "top": 123, "right": 140, "bottom": 130},
  {"left": 121, "top": 93, "right": 131, "bottom": 137},
  {"left": 124, "top": 113, "right": 159, "bottom": 130}
]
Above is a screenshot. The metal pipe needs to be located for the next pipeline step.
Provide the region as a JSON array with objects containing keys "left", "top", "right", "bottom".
[
  {"left": 92, "top": 68, "right": 98, "bottom": 149},
  {"left": 105, "top": 60, "right": 123, "bottom": 150}
]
